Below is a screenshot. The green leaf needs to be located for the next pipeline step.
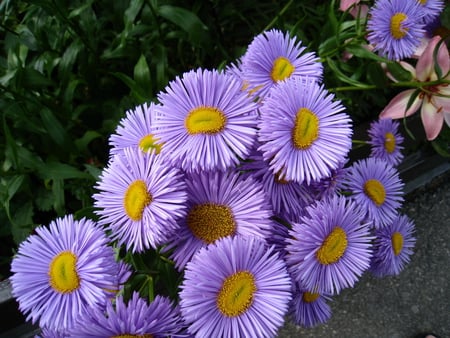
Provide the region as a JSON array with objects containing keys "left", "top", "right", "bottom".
[
  {"left": 111, "top": 72, "right": 147, "bottom": 102},
  {"left": 133, "top": 54, "right": 152, "bottom": 97},
  {"left": 11, "top": 201, "right": 34, "bottom": 244},
  {"left": 39, "top": 108, "right": 70, "bottom": 147},
  {"left": 74, "top": 130, "right": 102, "bottom": 152},
  {"left": 124, "top": 0, "right": 144, "bottom": 24},
  {"left": 17, "top": 67, "right": 54, "bottom": 89},
  {"left": 345, "top": 44, "right": 388, "bottom": 63},
  {"left": 367, "top": 62, "right": 388, "bottom": 88},
  {"left": 37, "top": 161, "right": 92, "bottom": 180},
  {"left": 158, "top": 5, "right": 210, "bottom": 47},
  {"left": 386, "top": 62, "right": 413, "bottom": 82},
  {"left": 52, "top": 178, "right": 65, "bottom": 215}
]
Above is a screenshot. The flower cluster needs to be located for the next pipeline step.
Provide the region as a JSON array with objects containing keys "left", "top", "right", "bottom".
[{"left": 11, "top": 22, "right": 431, "bottom": 337}]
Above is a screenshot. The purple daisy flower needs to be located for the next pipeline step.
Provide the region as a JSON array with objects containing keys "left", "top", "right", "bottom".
[
  {"left": 367, "top": 0, "right": 425, "bottom": 60},
  {"left": 417, "top": 0, "right": 445, "bottom": 25},
  {"left": 240, "top": 147, "right": 314, "bottom": 222},
  {"left": 285, "top": 195, "right": 373, "bottom": 295},
  {"left": 305, "top": 161, "right": 349, "bottom": 200},
  {"left": 370, "top": 213, "right": 416, "bottom": 277},
  {"left": 10, "top": 215, "right": 120, "bottom": 332},
  {"left": 345, "top": 157, "right": 404, "bottom": 228},
  {"left": 93, "top": 148, "right": 187, "bottom": 252},
  {"left": 108, "top": 102, "right": 164, "bottom": 157},
  {"left": 153, "top": 68, "right": 259, "bottom": 173},
  {"left": 241, "top": 28, "right": 323, "bottom": 99},
  {"left": 164, "top": 170, "right": 273, "bottom": 270},
  {"left": 70, "top": 292, "right": 181, "bottom": 337},
  {"left": 258, "top": 77, "right": 353, "bottom": 185},
  {"left": 368, "top": 118, "right": 404, "bottom": 166},
  {"left": 289, "top": 283, "right": 332, "bottom": 328},
  {"left": 179, "top": 236, "right": 292, "bottom": 338}
]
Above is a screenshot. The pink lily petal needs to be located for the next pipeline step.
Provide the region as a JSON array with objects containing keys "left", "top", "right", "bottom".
[
  {"left": 340, "top": 0, "right": 360, "bottom": 12},
  {"left": 383, "top": 61, "right": 416, "bottom": 82},
  {"left": 379, "top": 89, "right": 422, "bottom": 119},
  {"left": 444, "top": 112, "right": 450, "bottom": 128},
  {"left": 432, "top": 95, "right": 450, "bottom": 113},
  {"left": 349, "top": 4, "right": 369, "bottom": 19},
  {"left": 416, "top": 36, "right": 450, "bottom": 82},
  {"left": 421, "top": 99, "right": 444, "bottom": 140}
]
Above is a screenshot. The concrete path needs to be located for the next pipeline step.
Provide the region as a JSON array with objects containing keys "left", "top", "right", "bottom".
[{"left": 279, "top": 172, "right": 450, "bottom": 338}]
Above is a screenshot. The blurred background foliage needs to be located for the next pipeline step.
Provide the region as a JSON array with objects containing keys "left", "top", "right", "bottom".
[{"left": 1, "top": 0, "right": 449, "bottom": 279}]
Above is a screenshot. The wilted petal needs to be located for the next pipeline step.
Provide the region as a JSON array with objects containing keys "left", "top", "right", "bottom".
[
  {"left": 416, "top": 36, "right": 450, "bottom": 82},
  {"left": 380, "top": 89, "right": 422, "bottom": 119},
  {"left": 421, "top": 99, "right": 444, "bottom": 140}
]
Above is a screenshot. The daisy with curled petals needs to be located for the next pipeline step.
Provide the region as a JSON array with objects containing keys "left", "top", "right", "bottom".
[
  {"left": 153, "top": 68, "right": 259, "bottom": 173},
  {"left": 71, "top": 292, "right": 182, "bottom": 337},
  {"left": 10, "top": 215, "right": 120, "bottom": 332},
  {"left": 93, "top": 148, "right": 187, "bottom": 253},
  {"left": 344, "top": 157, "right": 404, "bottom": 228},
  {"left": 285, "top": 195, "right": 373, "bottom": 295},
  {"left": 165, "top": 170, "right": 273, "bottom": 270},
  {"left": 258, "top": 76, "right": 353, "bottom": 185},
  {"left": 179, "top": 236, "right": 292, "bottom": 338},
  {"left": 367, "top": 118, "right": 404, "bottom": 167},
  {"left": 370, "top": 213, "right": 416, "bottom": 277},
  {"left": 367, "top": 0, "right": 425, "bottom": 60},
  {"left": 109, "top": 102, "right": 164, "bottom": 157},
  {"left": 380, "top": 35, "right": 450, "bottom": 140},
  {"left": 241, "top": 28, "right": 323, "bottom": 100},
  {"left": 289, "top": 283, "right": 332, "bottom": 328}
]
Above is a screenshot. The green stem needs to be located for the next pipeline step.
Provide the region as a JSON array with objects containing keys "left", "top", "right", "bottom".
[{"left": 262, "top": 0, "right": 294, "bottom": 32}]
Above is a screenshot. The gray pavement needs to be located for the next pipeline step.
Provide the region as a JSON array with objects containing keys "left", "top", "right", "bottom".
[{"left": 279, "top": 170, "right": 450, "bottom": 338}]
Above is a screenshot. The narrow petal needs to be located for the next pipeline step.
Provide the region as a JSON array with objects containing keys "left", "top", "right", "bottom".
[
  {"left": 421, "top": 99, "right": 444, "bottom": 140},
  {"left": 444, "top": 112, "right": 450, "bottom": 127},
  {"left": 379, "top": 89, "right": 422, "bottom": 119},
  {"left": 416, "top": 36, "right": 450, "bottom": 82}
]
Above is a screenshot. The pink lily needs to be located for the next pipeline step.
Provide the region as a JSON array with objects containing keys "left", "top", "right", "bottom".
[
  {"left": 380, "top": 36, "right": 450, "bottom": 140},
  {"left": 339, "top": 0, "right": 369, "bottom": 19}
]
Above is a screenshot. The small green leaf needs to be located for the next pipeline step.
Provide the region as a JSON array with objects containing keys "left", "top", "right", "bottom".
[
  {"left": 158, "top": 5, "right": 210, "bottom": 47},
  {"left": 39, "top": 108, "right": 70, "bottom": 147},
  {"left": 345, "top": 44, "right": 388, "bottom": 62},
  {"left": 134, "top": 54, "right": 152, "bottom": 97},
  {"left": 11, "top": 201, "right": 34, "bottom": 244},
  {"left": 386, "top": 62, "right": 413, "bottom": 82},
  {"left": 74, "top": 130, "right": 102, "bottom": 152},
  {"left": 37, "top": 161, "right": 92, "bottom": 180}
]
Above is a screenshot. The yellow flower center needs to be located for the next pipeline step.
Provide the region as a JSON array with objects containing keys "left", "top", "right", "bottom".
[
  {"left": 363, "top": 179, "right": 386, "bottom": 207},
  {"left": 48, "top": 251, "right": 80, "bottom": 294},
  {"left": 139, "top": 134, "right": 162, "bottom": 154},
  {"left": 390, "top": 13, "right": 408, "bottom": 39},
  {"left": 384, "top": 132, "right": 396, "bottom": 154},
  {"left": 302, "top": 291, "right": 320, "bottom": 303},
  {"left": 187, "top": 203, "right": 236, "bottom": 244},
  {"left": 292, "top": 108, "right": 320, "bottom": 149},
  {"left": 418, "top": 0, "right": 427, "bottom": 4},
  {"left": 124, "top": 180, "right": 152, "bottom": 221},
  {"left": 216, "top": 270, "right": 256, "bottom": 317},
  {"left": 391, "top": 231, "right": 404, "bottom": 256},
  {"left": 316, "top": 226, "right": 348, "bottom": 265},
  {"left": 271, "top": 56, "right": 295, "bottom": 82},
  {"left": 185, "top": 106, "right": 227, "bottom": 135}
]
